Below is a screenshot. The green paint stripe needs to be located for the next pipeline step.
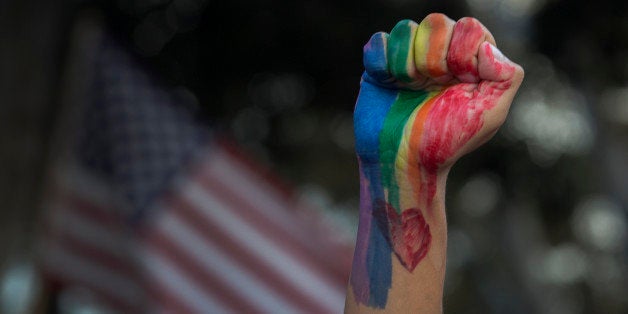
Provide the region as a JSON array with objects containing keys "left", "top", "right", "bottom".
[
  {"left": 379, "top": 90, "right": 429, "bottom": 211},
  {"left": 388, "top": 20, "right": 417, "bottom": 83}
]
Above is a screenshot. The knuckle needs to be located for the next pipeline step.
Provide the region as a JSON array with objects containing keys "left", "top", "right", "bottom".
[
  {"left": 424, "top": 13, "right": 447, "bottom": 24},
  {"left": 363, "top": 32, "right": 386, "bottom": 54},
  {"left": 456, "top": 17, "right": 483, "bottom": 31},
  {"left": 457, "top": 16, "right": 477, "bottom": 24},
  {"left": 397, "top": 19, "right": 416, "bottom": 26}
]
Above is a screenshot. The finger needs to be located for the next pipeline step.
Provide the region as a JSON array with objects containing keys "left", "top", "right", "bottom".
[
  {"left": 363, "top": 32, "right": 394, "bottom": 83},
  {"left": 387, "top": 19, "right": 426, "bottom": 84},
  {"left": 414, "top": 13, "right": 455, "bottom": 83},
  {"left": 446, "top": 17, "right": 496, "bottom": 83}
]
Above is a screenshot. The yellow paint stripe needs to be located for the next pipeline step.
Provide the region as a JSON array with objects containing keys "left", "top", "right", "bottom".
[{"left": 394, "top": 91, "right": 440, "bottom": 210}]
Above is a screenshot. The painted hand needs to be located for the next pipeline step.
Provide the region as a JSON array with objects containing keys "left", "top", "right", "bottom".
[
  {"left": 354, "top": 14, "right": 523, "bottom": 211},
  {"left": 352, "top": 13, "right": 523, "bottom": 289}
]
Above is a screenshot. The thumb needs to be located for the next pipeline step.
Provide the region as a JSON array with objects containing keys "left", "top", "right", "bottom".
[
  {"left": 475, "top": 42, "right": 524, "bottom": 131},
  {"left": 478, "top": 42, "right": 524, "bottom": 86}
]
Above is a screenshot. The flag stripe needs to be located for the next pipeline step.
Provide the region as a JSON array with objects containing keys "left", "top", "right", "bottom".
[
  {"left": 152, "top": 210, "right": 303, "bottom": 314},
  {"left": 195, "top": 167, "right": 345, "bottom": 285},
  {"left": 144, "top": 226, "right": 258, "bottom": 313},
  {"left": 205, "top": 147, "right": 353, "bottom": 286},
  {"left": 216, "top": 137, "right": 294, "bottom": 201},
  {"left": 144, "top": 280, "right": 198, "bottom": 314},
  {"left": 43, "top": 241, "right": 141, "bottom": 312},
  {"left": 53, "top": 164, "right": 115, "bottom": 209},
  {"left": 182, "top": 180, "right": 346, "bottom": 311},
  {"left": 55, "top": 192, "right": 121, "bottom": 228},
  {"left": 203, "top": 150, "right": 302, "bottom": 234},
  {"left": 48, "top": 202, "right": 126, "bottom": 261},
  {"left": 162, "top": 194, "right": 335, "bottom": 313},
  {"left": 142, "top": 249, "right": 233, "bottom": 314},
  {"left": 47, "top": 230, "right": 131, "bottom": 280},
  {"left": 202, "top": 149, "right": 348, "bottom": 286}
]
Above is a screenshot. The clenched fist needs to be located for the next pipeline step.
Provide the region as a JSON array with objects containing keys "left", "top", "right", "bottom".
[{"left": 348, "top": 13, "right": 523, "bottom": 312}]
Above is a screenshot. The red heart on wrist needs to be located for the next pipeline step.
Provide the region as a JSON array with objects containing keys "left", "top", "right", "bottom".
[{"left": 374, "top": 201, "right": 431, "bottom": 271}]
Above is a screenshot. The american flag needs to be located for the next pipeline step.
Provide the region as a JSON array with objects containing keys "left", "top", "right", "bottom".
[{"left": 39, "top": 20, "right": 351, "bottom": 314}]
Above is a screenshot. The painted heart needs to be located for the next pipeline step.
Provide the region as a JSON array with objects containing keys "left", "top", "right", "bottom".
[{"left": 374, "top": 201, "right": 431, "bottom": 272}]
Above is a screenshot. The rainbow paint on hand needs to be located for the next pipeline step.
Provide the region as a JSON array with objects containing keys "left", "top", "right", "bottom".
[{"left": 350, "top": 14, "right": 521, "bottom": 309}]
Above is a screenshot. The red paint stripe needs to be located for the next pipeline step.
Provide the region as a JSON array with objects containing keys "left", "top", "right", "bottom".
[
  {"left": 164, "top": 195, "right": 334, "bottom": 313},
  {"left": 194, "top": 170, "right": 346, "bottom": 287},
  {"left": 447, "top": 18, "right": 484, "bottom": 79},
  {"left": 144, "top": 226, "right": 256, "bottom": 313}
]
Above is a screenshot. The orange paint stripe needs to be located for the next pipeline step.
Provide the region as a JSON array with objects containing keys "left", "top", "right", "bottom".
[
  {"left": 426, "top": 17, "right": 448, "bottom": 78},
  {"left": 406, "top": 91, "right": 443, "bottom": 199}
]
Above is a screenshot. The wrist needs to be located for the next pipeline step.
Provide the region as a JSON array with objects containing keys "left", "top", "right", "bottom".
[
  {"left": 358, "top": 160, "right": 450, "bottom": 212},
  {"left": 351, "top": 161, "right": 448, "bottom": 313},
  {"left": 356, "top": 159, "right": 449, "bottom": 268}
]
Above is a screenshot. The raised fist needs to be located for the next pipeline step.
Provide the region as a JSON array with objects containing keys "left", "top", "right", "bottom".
[
  {"left": 354, "top": 14, "right": 524, "bottom": 211},
  {"left": 349, "top": 14, "right": 523, "bottom": 311}
]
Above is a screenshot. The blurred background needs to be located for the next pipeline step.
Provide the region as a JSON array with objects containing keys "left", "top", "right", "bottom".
[{"left": 0, "top": 0, "right": 627, "bottom": 313}]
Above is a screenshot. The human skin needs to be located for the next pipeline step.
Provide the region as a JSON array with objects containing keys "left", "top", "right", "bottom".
[{"left": 345, "top": 14, "right": 524, "bottom": 313}]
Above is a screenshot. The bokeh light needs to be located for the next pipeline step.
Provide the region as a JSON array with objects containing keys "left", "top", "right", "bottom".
[
  {"left": 456, "top": 173, "right": 501, "bottom": 217},
  {"left": 0, "top": 259, "right": 39, "bottom": 314},
  {"left": 571, "top": 195, "right": 626, "bottom": 252}
]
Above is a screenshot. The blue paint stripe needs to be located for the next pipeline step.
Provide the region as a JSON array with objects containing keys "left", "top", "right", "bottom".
[
  {"left": 354, "top": 79, "right": 397, "bottom": 308},
  {"left": 364, "top": 166, "right": 392, "bottom": 308},
  {"left": 367, "top": 217, "right": 392, "bottom": 308},
  {"left": 353, "top": 81, "right": 397, "bottom": 164},
  {"left": 363, "top": 32, "right": 393, "bottom": 83}
]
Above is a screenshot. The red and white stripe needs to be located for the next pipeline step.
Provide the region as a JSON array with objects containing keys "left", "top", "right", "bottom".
[
  {"left": 41, "top": 166, "right": 144, "bottom": 312},
  {"left": 41, "top": 140, "right": 350, "bottom": 313}
]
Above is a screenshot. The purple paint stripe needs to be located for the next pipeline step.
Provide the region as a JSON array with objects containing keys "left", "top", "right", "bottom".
[{"left": 350, "top": 159, "right": 372, "bottom": 303}]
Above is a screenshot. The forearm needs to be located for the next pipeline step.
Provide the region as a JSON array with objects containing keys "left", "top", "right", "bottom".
[{"left": 345, "top": 162, "right": 449, "bottom": 313}]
